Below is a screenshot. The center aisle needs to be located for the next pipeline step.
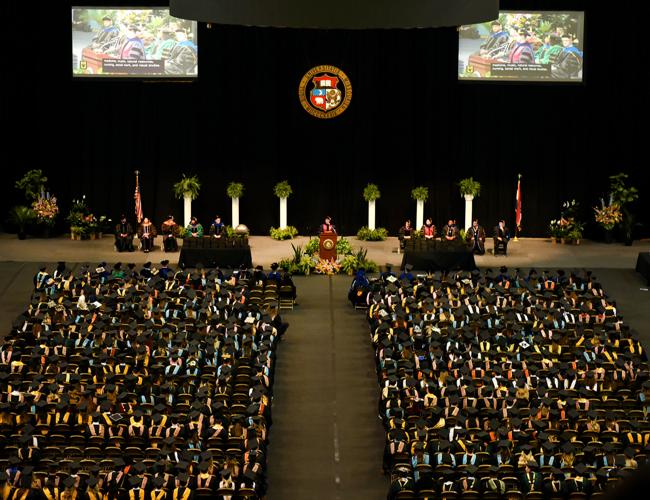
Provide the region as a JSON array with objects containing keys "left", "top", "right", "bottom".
[{"left": 267, "top": 276, "right": 387, "bottom": 499}]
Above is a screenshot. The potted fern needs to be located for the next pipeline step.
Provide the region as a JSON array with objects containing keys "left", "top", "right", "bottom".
[
  {"left": 363, "top": 183, "right": 381, "bottom": 230},
  {"left": 609, "top": 173, "right": 639, "bottom": 246},
  {"left": 274, "top": 180, "right": 292, "bottom": 229},
  {"left": 411, "top": 186, "right": 429, "bottom": 230},
  {"left": 227, "top": 182, "right": 244, "bottom": 228},
  {"left": 458, "top": 177, "right": 481, "bottom": 231},
  {"left": 173, "top": 174, "right": 201, "bottom": 227}
]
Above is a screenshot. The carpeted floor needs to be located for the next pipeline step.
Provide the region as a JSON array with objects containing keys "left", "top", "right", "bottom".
[{"left": 0, "top": 264, "right": 648, "bottom": 499}]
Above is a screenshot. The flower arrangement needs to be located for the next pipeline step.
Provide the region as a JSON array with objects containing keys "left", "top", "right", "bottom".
[
  {"left": 32, "top": 194, "right": 59, "bottom": 226},
  {"left": 67, "top": 196, "right": 110, "bottom": 239},
  {"left": 315, "top": 258, "right": 341, "bottom": 275},
  {"left": 594, "top": 200, "right": 622, "bottom": 231},
  {"left": 278, "top": 240, "right": 378, "bottom": 275}
]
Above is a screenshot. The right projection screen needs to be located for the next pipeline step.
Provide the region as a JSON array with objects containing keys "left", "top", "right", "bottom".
[{"left": 458, "top": 11, "right": 584, "bottom": 82}]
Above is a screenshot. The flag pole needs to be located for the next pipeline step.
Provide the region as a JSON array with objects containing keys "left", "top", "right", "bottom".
[
  {"left": 513, "top": 173, "right": 521, "bottom": 242},
  {"left": 134, "top": 170, "right": 142, "bottom": 224}
]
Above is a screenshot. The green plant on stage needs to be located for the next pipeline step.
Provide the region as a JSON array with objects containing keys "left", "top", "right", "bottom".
[
  {"left": 8, "top": 206, "right": 35, "bottom": 238},
  {"left": 609, "top": 172, "right": 639, "bottom": 243},
  {"left": 173, "top": 174, "right": 201, "bottom": 200},
  {"left": 227, "top": 182, "right": 244, "bottom": 199},
  {"left": 223, "top": 225, "right": 238, "bottom": 238},
  {"left": 336, "top": 237, "right": 353, "bottom": 256},
  {"left": 16, "top": 169, "right": 48, "bottom": 201},
  {"left": 273, "top": 180, "right": 293, "bottom": 199},
  {"left": 458, "top": 177, "right": 481, "bottom": 198},
  {"left": 363, "top": 183, "right": 381, "bottom": 202},
  {"left": 459, "top": 228, "right": 466, "bottom": 241},
  {"left": 411, "top": 186, "right": 429, "bottom": 202},
  {"left": 357, "top": 226, "right": 388, "bottom": 241},
  {"left": 340, "top": 248, "right": 379, "bottom": 275},
  {"left": 305, "top": 237, "right": 320, "bottom": 256},
  {"left": 269, "top": 226, "right": 298, "bottom": 240}
]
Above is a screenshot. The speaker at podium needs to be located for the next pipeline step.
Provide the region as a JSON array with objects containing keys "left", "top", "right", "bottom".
[{"left": 319, "top": 216, "right": 337, "bottom": 261}]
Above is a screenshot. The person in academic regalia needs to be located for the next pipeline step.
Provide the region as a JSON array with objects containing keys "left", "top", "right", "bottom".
[
  {"left": 320, "top": 216, "right": 336, "bottom": 234},
  {"left": 421, "top": 218, "right": 436, "bottom": 240},
  {"left": 165, "top": 29, "right": 198, "bottom": 75},
  {"left": 509, "top": 29, "right": 535, "bottom": 64},
  {"left": 398, "top": 220, "right": 413, "bottom": 250},
  {"left": 480, "top": 21, "right": 510, "bottom": 58},
  {"left": 553, "top": 34, "right": 583, "bottom": 80},
  {"left": 268, "top": 263, "right": 281, "bottom": 284},
  {"left": 33, "top": 266, "right": 50, "bottom": 291},
  {"left": 185, "top": 217, "right": 203, "bottom": 238},
  {"left": 441, "top": 219, "right": 459, "bottom": 241},
  {"left": 89, "top": 15, "right": 120, "bottom": 53},
  {"left": 465, "top": 219, "right": 486, "bottom": 255},
  {"left": 209, "top": 215, "right": 225, "bottom": 239},
  {"left": 493, "top": 219, "right": 510, "bottom": 255},
  {"left": 160, "top": 215, "right": 179, "bottom": 252},
  {"left": 137, "top": 217, "right": 157, "bottom": 253},
  {"left": 115, "top": 215, "right": 135, "bottom": 252}
]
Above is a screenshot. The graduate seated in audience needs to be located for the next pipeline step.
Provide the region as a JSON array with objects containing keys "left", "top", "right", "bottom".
[
  {"left": 115, "top": 214, "right": 135, "bottom": 252},
  {"left": 365, "top": 267, "right": 650, "bottom": 499},
  {"left": 137, "top": 216, "right": 157, "bottom": 253},
  {"left": 0, "top": 260, "right": 287, "bottom": 499},
  {"left": 268, "top": 263, "right": 281, "bottom": 284},
  {"left": 348, "top": 268, "right": 370, "bottom": 306},
  {"left": 160, "top": 214, "right": 179, "bottom": 252}
]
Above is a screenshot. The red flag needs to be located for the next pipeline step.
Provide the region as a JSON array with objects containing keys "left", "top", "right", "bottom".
[
  {"left": 515, "top": 174, "right": 522, "bottom": 231},
  {"left": 134, "top": 175, "right": 143, "bottom": 223}
]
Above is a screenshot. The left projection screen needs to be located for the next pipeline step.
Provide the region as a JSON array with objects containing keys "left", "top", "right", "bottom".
[{"left": 72, "top": 7, "right": 198, "bottom": 78}]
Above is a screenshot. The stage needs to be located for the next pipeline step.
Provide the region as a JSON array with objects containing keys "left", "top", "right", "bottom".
[{"left": 0, "top": 233, "right": 646, "bottom": 270}]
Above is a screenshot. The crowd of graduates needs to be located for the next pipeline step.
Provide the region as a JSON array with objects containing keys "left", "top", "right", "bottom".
[
  {"left": 361, "top": 267, "right": 650, "bottom": 499},
  {"left": 1, "top": 260, "right": 291, "bottom": 499}
]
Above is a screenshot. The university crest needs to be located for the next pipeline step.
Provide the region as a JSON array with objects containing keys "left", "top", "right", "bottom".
[{"left": 299, "top": 65, "right": 352, "bottom": 119}]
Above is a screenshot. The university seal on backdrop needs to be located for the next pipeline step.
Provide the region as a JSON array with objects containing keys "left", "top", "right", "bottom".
[{"left": 299, "top": 65, "right": 352, "bottom": 119}]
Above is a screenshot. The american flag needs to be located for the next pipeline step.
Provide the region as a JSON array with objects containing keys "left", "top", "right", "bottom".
[
  {"left": 134, "top": 174, "right": 143, "bottom": 223},
  {"left": 515, "top": 174, "right": 522, "bottom": 231}
]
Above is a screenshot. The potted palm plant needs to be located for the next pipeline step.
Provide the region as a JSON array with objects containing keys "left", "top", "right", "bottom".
[
  {"left": 227, "top": 182, "right": 244, "bottom": 228},
  {"left": 173, "top": 174, "right": 201, "bottom": 227},
  {"left": 8, "top": 206, "right": 35, "bottom": 239},
  {"left": 459, "top": 178, "right": 481, "bottom": 231},
  {"left": 411, "top": 186, "right": 429, "bottom": 230},
  {"left": 363, "top": 183, "right": 381, "bottom": 230}
]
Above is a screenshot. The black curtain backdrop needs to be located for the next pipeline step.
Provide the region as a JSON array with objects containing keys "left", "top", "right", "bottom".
[{"left": 1, "top": 0, "right": 648, "bottom": 239}]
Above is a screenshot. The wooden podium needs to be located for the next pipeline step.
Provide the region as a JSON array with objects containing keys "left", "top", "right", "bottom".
[{"left": 319, "top": 232, "right": 337, "bottom": 261}]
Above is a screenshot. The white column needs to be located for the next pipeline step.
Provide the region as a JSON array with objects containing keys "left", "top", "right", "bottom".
[
  {"left": 232, "top": 198, "right": 240, "bottom": 228},
  {"left": 464, "top": 194, "right": 474, "bottom": 231},
  {"left": 368, "top": 200, "right": 376, "bottom": 230},
  {"left": 416, "top": 200, "right": 424, "bottom": 230},
  {"left": 280, "top": 197, "right": 287, "bottom": 229},
  {"left": 183, "top": 195, "right": 192, "bottom": 227}
]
